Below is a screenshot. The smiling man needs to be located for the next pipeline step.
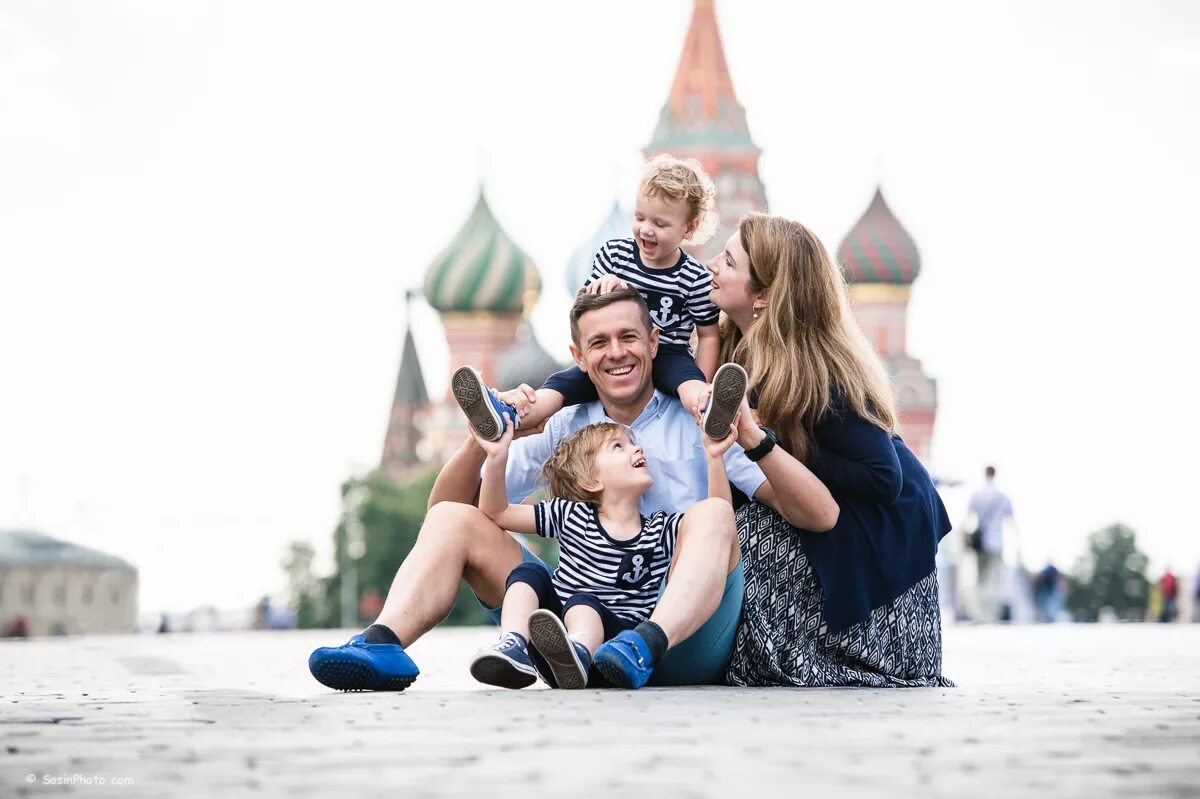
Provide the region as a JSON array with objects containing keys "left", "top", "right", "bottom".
[{"left": 309, "top": 287, "right": 786, "bottom": 690}]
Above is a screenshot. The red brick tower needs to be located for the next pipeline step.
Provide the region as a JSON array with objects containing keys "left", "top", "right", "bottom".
[
  {"left": 837, "top": 187, "right": 938, "bottom": 461},
  {"left": 645, "top": 0, "right": 767, "bottom": 260},
  {"left": 379, "top": 291, "right": 432, "bottom": 482}
]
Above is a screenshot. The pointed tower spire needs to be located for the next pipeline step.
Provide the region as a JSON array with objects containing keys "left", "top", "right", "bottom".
[
  {"left": 380, "top": 290, "right": 432, "bottom": 481},
  {"left": 645, "top": 0, "right": 766, "bottom": 259}
]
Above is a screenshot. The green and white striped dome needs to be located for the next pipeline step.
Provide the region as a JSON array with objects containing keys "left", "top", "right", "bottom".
[{"left": 423, "top": 190, "right": 541, "bottom": 315}]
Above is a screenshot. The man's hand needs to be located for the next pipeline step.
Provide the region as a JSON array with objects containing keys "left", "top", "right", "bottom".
[
  {"left": 465, "top": 416, "right": 515, "bottom": 460},
  {"left": 585, "top": 275, "right": 629, "bottom": 295},
  {"left": 496, "top": 384, "right": 536, "bottom": 419}
]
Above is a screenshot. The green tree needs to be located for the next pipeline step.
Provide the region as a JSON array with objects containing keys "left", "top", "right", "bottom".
[
  {"left": 282, "top": 541, "right": 323, "bottom": 629},
  {"left": 320, "top": 467, "right": 489, "bottom": 628},
  {"left": 1066, "top": 523, "right": 1150, "bottom": 622}
]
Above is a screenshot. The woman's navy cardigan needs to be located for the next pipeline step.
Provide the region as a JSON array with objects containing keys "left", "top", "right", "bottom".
[{"left": 779, "top": 396, "right": 951, "bottom": 633}]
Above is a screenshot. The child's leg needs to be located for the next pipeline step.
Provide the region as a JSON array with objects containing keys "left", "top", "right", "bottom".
[
  {"left": 501, "top": 562, "right": 561, "bottom": 636},
  {"left": 502, "top": 364, "right": 599, "bottom": 431},
  {"left": 499, "top": 583, "right": 539, "bottom": 639},
  {"left": 562, "top": 603, "right": 606, "bottom": 654},
  {"left": 470, "top": 563, "right": 559, "bottom": 689},
  {"left": 652, "top": 344, "right": 710, "bottom": 416}
]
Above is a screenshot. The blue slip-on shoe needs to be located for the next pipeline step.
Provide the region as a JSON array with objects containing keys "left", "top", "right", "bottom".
[
  {"left": 528, "top": 609, "right": 592, "bottom": 690},
  {"left": 702, "top": 363, "right": 748, "bottom": 442},
  {"left": 308, "top": 634, "right": 419, "bottom": 692},
  {"left": 593, "top": 629, "right": 654, "bottom": 690},
  {"left": 451, "top": 366, "right": 520, "bottom": 442},
  {"left": 469, "top": 632, "right": 538, "bottom": 689}
]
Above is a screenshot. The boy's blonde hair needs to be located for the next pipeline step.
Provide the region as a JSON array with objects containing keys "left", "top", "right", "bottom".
[
  {"left": 539, "top": 422, "right": 625, "bottom": 504},
  {"left": 640, "top": 154, "right": 718, "bottom": 246}
]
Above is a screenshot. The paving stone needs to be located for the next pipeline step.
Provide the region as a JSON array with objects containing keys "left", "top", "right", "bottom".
[{"left": 2, "top": 625, "right": 1198, "bottom": 798}]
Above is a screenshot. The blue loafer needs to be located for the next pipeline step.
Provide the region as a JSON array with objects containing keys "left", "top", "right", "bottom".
[
  {"left": 308, "top": 634, "right": 420, "bottom": 692},
  {"left": 592, "top": 630, "right": 654, "bottom": 690}
]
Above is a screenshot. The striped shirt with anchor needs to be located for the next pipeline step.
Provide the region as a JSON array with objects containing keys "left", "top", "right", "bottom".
[
  {"left": 588, "top": 237, "right": 719, "bottom": 347},
  {"left": 533, "top": 498, "right": 683, "bottom": 623}
]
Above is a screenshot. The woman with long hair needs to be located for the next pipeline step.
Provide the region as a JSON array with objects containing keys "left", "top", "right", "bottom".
[{"left": 707, "top": 212, "right": 953, "bottom": 687}]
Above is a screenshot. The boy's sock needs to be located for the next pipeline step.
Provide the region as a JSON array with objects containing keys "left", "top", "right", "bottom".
[
  {"left": 362, "top": 623, "right": 402, "bottom": 647},
  {"left": 632, "top": 621, "right": 668, "bottom": 664}
]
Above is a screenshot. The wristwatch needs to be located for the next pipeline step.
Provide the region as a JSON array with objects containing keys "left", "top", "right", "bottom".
[{"left": 744, "top": 426, "right": 778, "bottom": 462}]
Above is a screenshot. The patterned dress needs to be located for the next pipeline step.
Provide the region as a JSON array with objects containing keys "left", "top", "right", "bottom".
[{"left": 727, "top": 502, "right": 955, "bottom": 688}]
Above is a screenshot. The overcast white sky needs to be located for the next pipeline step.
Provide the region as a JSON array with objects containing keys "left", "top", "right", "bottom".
[{"left": 3, "top": 0, "right": 1199, "bottom": 614}]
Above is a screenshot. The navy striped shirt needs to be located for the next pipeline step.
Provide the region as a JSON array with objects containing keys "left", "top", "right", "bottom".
[
  {"left": 588, "top": 238, "right": 719, "bottom": 346},
  {"left": 533, "top": 498, "right": 682, "bottom": 622}
]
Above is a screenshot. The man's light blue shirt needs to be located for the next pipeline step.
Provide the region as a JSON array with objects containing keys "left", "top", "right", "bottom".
[{"left": 503, "top": 390, "right": 766, "bottom": 515}]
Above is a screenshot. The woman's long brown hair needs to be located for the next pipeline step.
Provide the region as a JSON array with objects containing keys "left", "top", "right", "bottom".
[{"left": 720, "top": 213, "right": 897, "bottom": 461}]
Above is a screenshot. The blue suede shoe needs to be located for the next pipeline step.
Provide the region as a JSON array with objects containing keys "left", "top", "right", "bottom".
[
  {"left": 451, "top": 366, "right": 520, "bottom": 442},
  {"left": 593, "top": 630, "right": 654, "bottom": 689},
  {"left": 308, "top": 634, "right": 420, "bottom": 692}
]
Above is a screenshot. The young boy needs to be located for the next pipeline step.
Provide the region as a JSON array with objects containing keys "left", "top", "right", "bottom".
[
  {"left": 466, "top": 392, "right": 742, "bottom": 690},
  {"left": 451, "top": 154, "right": 747, "bottom": 447}
]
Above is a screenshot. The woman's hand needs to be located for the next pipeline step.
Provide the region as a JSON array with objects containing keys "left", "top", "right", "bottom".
[
  {"left": 465, "top": 416, "right": 515, "bottom": 461},
  {"left": 734, "top": 395, "right": 765, "bottom": 451},
  {"left": 586, "top": 275, "right": 629, "bottom": 295}
]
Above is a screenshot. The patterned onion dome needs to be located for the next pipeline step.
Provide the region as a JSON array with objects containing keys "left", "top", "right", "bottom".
[
  {"left": 496, "top": 324, "right": 564, "bottom": 390},
  {"left": 423, "top": 190, "right": 542, "bottom": 314},
  {"left": 565, "top": 201, "right": 630, "bottom": 295},
  {"left": 837, "top": 187, "right": 921, "bottom": 285}
]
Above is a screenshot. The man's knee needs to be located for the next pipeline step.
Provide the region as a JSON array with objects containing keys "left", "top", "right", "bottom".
[
  {"left": 421, "top": 502, "right": 492, "bottom": 548},
  {"left": 680, "top": 498, "right": 738, "bottom": 571},
  {"left": 682, "top": 498, "right": 735, "bottom": 537}
]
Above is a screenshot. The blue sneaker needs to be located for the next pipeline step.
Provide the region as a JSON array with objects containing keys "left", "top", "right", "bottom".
[
  {"left": 528, "top": 609, "right": 592, "bottom": 690},
  {"left": 593, "top": 630, "right": 654, "bottom": 689},
  {"left": 451, "top": 366, "right": 519, "bottom": 442},
  {"left": 308, "top": 634, "right": 419, "bottom": 692},
  {"left": 469, "top": 632, "right": 538, "bottom": 689}
]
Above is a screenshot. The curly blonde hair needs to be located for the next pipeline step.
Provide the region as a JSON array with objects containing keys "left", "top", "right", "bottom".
[
  {"left": 538, "top": 423, "right": 625, "bottom": 504},
  {"left": 640, "top": 154, "right": 718, "bottom": 246}
]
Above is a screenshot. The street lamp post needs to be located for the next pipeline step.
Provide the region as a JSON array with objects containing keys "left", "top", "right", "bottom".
[{"left": 339, "top": 484, "right": 369, "bottom": 629}]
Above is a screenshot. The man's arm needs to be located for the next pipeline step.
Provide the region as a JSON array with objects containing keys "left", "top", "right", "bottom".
[{"left": 428, "top": 436, "right": 486, "bottom": 509}]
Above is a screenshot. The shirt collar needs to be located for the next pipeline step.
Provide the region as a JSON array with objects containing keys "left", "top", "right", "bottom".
[{"left": 588, "top": 389, "right": 668, "bottom": 429}]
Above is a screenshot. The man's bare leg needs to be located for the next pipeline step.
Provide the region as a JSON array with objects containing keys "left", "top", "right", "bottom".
[
  {"left": 650, "top": 497, "right": 739, "bottom": 646},
  {"left": 374, "top": 501, "right": 526, "bottom": 646}
]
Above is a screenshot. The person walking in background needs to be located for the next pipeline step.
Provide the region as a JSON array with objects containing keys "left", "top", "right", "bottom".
[
  {"left": 1159, "top": 568, "right": 1179, "bottom": 623},
  {"left": 1191, "top": 567, "right": 1200, "bottom": 623},
  {"left": 967, "top": 466, "right": 1014, "bottom": 622},
  {"left": 1032, "top": 563, "right": 1064, "bottom": 623}
]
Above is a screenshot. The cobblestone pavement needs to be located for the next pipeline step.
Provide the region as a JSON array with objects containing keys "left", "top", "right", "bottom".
[{"left": 2, "top": 624, "right": 1198, "bottom": 798}]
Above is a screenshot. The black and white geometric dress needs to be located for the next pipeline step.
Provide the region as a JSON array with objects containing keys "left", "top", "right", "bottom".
[{"left": 727, "top": 502, "right": 955, "bottom": 688}]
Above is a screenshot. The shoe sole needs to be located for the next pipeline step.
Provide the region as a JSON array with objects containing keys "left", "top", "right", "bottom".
[
  {"left": 451, "top": 366, "right": 503, "bottom": 441},
  {"left": 469, "top": 652, "right": 537, "bottom": 690},
  {"left": 528, "top": 610, "right": 588, "bottom": 690},
  {"left": 703, "top": 363, "right": 748, "bottom": 442},
  {"left": 309, "top": 657, "right": 416, "bottom": 692}
]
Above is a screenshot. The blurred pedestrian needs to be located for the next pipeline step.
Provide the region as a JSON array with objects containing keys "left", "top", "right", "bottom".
[
  {"left": 1033, "top": 563, "right": 1064, "bottom": 623},
  {"left": 1159, "top": 568, "right": 1178, "bottom": 623},
  {"left": 966, "top": 465, "right": 1014, "bottom": 622}
]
